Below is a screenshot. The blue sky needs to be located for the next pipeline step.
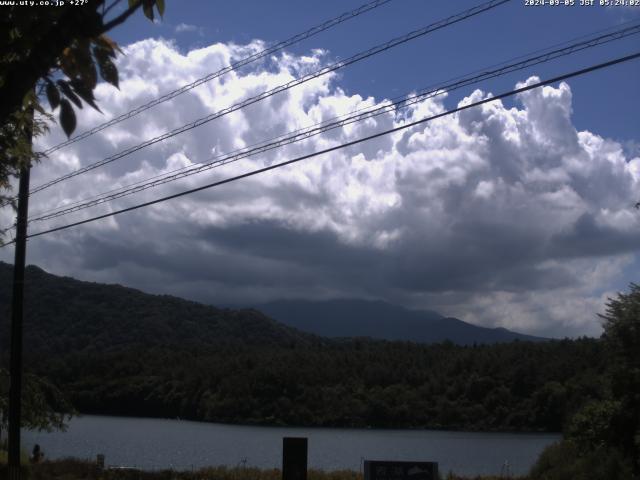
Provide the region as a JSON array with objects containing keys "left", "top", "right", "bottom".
[
  {"left": 4, "top": 0, "right": 639, "bottom": 338},
  {"left": 110, "top": 0, "right": 640, "bottom": 146}
]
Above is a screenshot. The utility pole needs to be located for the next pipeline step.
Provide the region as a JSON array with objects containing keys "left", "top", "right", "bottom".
[{"left": 7, "top": 108, "right": 33, "bottom": 480}]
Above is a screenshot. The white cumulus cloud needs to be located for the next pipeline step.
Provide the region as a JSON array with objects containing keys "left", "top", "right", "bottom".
[{"left": 2, "top": 38, "right": 638, "bottom": 338}]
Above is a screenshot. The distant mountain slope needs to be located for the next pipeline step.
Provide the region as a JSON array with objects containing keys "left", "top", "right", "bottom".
[
  {"left": 257, "top": 298, "right": 547, "bottom": 345},
  {"left": 0, "top": 261, "right": 544, "bottom": 360},
  {"left": 0, "top": 262, "right": 315, "bottom": 355}
]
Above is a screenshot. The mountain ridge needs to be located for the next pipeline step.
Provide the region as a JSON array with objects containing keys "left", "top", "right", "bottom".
[
  {"left": 0, "top": 262, "right": 545, "bottom": 354},
  {"left": 0, "top": 261, "right": 317, "bottom": 356},
  {"left": 256, "top": 298, "right": 547, "bottom": 345}
]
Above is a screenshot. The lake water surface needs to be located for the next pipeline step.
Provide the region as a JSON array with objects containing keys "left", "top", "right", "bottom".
[{"left": 24, "top": 415, "right": 559, "bottom": 477}]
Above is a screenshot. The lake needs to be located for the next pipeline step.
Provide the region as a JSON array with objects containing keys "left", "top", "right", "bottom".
[{"left": 23, "top": 415, "right": 560, "bottom": 477}]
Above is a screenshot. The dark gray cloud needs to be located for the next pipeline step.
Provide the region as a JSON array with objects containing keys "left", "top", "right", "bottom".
[
  {"left": 550, "top": 213, "right": 640, "bottom": 259},
  {"left": 1, "top": 39, "right": 638, "bottom": 337}
]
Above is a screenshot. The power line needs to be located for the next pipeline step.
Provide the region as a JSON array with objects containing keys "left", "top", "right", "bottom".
[
  {"left": 29, "top": 17, "right": 640, "bottom": 220},
  {"left": 27, "top": 0, "right": 511, "bottom": 197},
  {"left": 26, "top": 22, "right": 640, "bottom": 222},
  {"left": 15, "top": 51, "right": 639, "bottom": 242},
  {"left": 6, "top": 20, "right": 637, "bottom": 231},
  {"left": 42, "top": 0, "right": 395, "bottom": 155},
  {"left": 27, "top": 22, "right": 640, "bottom": 224}
]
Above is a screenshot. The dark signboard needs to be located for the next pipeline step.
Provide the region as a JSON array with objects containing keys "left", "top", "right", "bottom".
[
  {"left": 282, "top": 437, "right": 308, "bottom": 480},
  {"left": 364, "top": 460, "right": 438, "bottom": 480}
]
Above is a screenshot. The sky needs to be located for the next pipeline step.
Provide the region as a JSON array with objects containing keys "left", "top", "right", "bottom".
[{"left": 1, "top": 0, "right": 639, "bottom": 338}]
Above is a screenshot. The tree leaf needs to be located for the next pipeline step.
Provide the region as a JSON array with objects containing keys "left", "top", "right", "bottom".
[
  {"left": 59, "top": 99, "right": 76, "bottom": 138},
  {"left": 45, "top": 81, "right": 60, "bottom": 110},
  {"left": 57, "top": 80, "right": 83, "bottom": 109},
  {"left": 97, "top": 56, "right": 119, "bottom": 89},
  {"left": 22, "top": 89, "right": 36, "bottom": 108},
  {"left": 128, "top": 0, "right": 140, "bottom": 8},
  {"left": 142, "top": 0, "right": 154, "bottom": 21},
  {"left": 74, "top": 39, "right": 97, "bottom": 90},
  {"left": 95, "top": 34, "right": 121, "bottom": 57},
  {"left": 156, "top": 0, "right": 165, "bottom": 18},
  {"left": 59, "top": 47, "right": 79, "bottom": 80},
  {"left": 70, "top": 79, "right": 101, "bottom": 112},
  {"left": 33, "top": 101, "right": 47, "bottom": 116}
]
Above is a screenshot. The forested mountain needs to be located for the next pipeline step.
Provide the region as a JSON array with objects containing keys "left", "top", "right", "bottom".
[
  {"left": 0, "top": 262, "right": 316, "bottom": 356},
  {"left": 0, "top": 262, "right": 608, "bottom": 433},
  {"left": 0, "top": 262, "right": 543, "bottom": 355},
  {"left": 257, "top": 299, "right": 546, "bottom": 344}
]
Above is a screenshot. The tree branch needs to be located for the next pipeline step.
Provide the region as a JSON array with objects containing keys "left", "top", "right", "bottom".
[
  {"left": 104, "top": 0, "right": 125, "bottom": 16},
  {"left": 99, "top": 1, "right": 142, "bottom": 35}
]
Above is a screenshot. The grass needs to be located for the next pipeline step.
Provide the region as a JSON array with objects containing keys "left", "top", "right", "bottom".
[
  {"left": 0, "top": 458, "right": 529, "bottom": 480},
  {"left": 0, "top": 448, "right": 30, "bottom": 465}
]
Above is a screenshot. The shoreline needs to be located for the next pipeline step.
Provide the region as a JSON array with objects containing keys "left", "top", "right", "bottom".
[
  {"left": 62, "top": 412, "right": 563, "bottom": 436},
  {"left": 22, "top": 414, "right": 558, "bottom": 477}
]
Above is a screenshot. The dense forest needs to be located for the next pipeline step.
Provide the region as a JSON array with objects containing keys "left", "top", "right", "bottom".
[
  {"left": 0, "top": 262, "right": 610, "bottom": 433},
  {"left": 27, "top": 338, "right": 605, "bottom": 432}
]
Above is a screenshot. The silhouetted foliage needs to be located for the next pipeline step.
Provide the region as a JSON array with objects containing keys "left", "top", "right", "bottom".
[
  {"left": 530, "top": 283, "right": 640, "bottom": 478},
  {"left": 0, "top": 367, "right": 75, "bottom": 440},
  {"left": 0, "top": 0, "right": 165, "bottom": 208},
  {"left": 530, "top": 440, "right": 633, "bottom": 480}
]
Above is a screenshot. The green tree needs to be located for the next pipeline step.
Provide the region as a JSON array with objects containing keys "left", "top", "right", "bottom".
[
  {"left": 0, "top": 367, "right": 75, "bottom": 445},
  {"left": 0, "top": 0, "right": 167, "bottom": 431},
  {"left": 566, "top": 399, "right": 622, "bottom": 454},
  {"left": 0, "top": 0, "right": 165, "bottom": 207},
  {"left": 531, "top": 283, "right": 640, "bottom": 478},
  {"left": 530, "top": 440, "right": 633, "bottom": 480},
  {"left": 600, "top": 283, "right": 640, "bottom": 473}
]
